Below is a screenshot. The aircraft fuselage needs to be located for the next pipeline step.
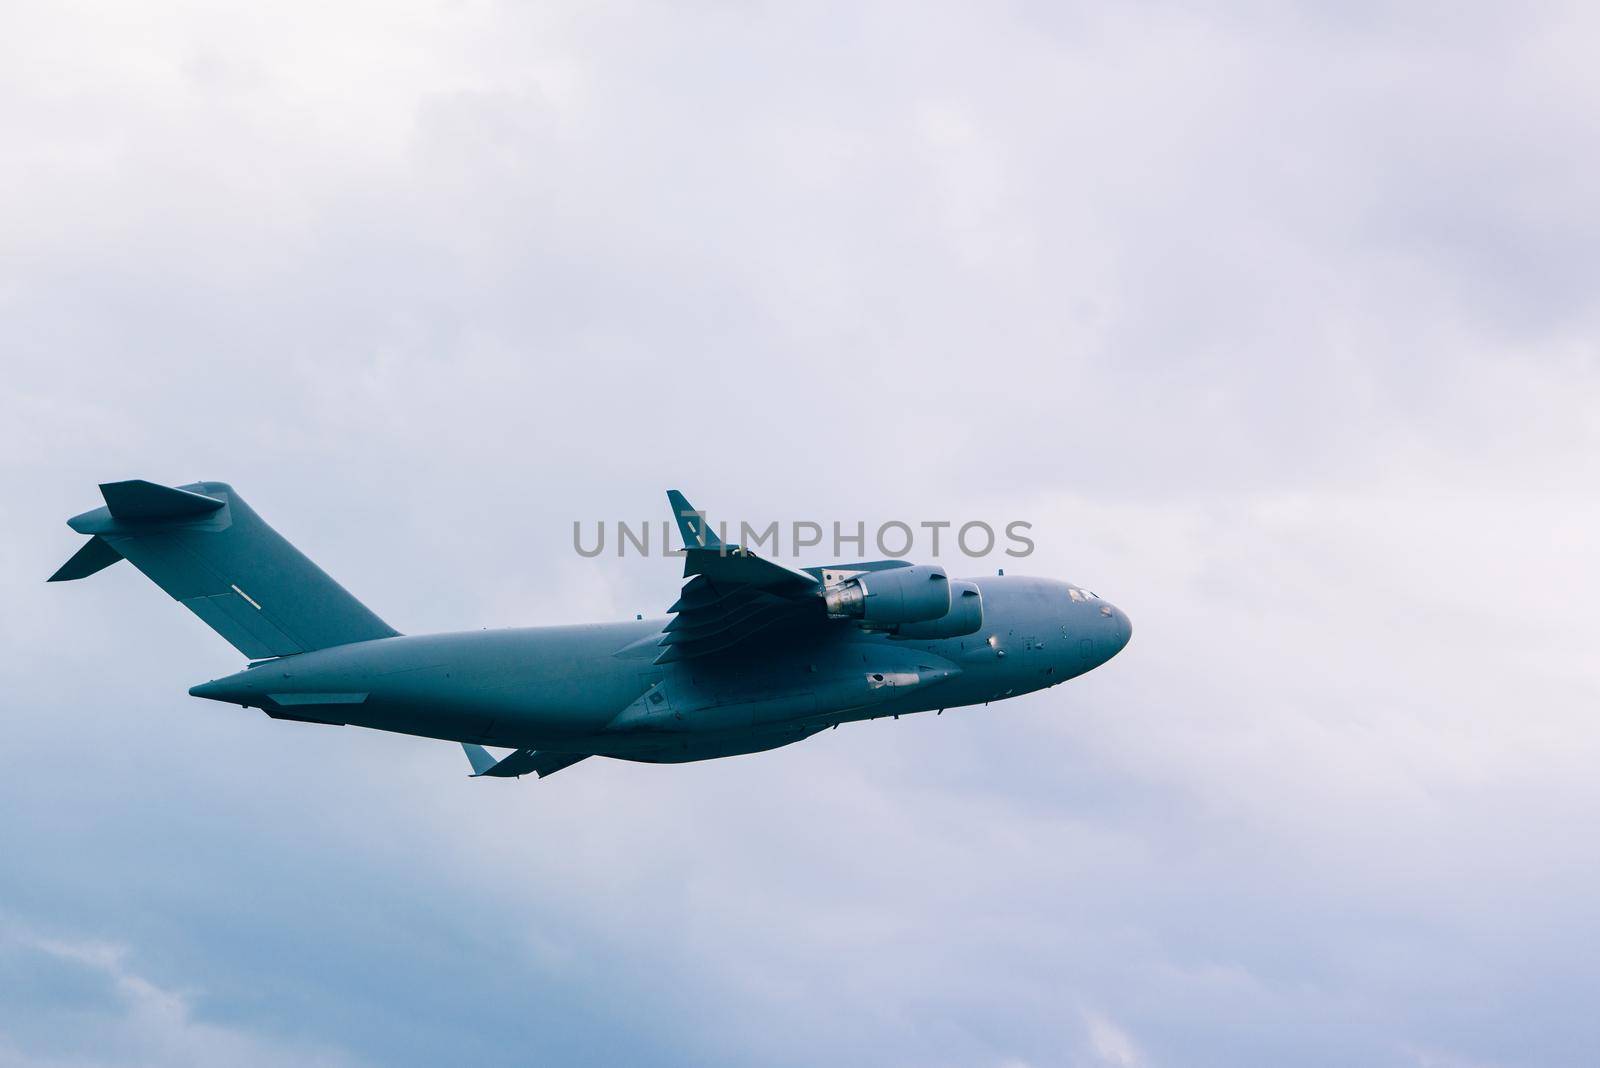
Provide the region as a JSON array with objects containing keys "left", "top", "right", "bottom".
[{"left": 189, "top": 575, "right": 1131, "bottom": 764}]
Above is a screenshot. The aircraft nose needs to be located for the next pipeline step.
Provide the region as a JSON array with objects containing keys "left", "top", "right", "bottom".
[{"left": 1104, "top": 603, "right": 1132, "bottom": 660}]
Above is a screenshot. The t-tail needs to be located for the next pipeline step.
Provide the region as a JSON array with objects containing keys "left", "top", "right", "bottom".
[{"left": 49, "top": 480, "right": 398, "bottom": 658}]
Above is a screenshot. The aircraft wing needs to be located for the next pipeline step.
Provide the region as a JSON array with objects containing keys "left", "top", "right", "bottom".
[
  {"left": 462, "top": 743, "right": 589, "bottom": 779},
  {"left": 655, "top": 490, "right": 825, "bottom": 663}
]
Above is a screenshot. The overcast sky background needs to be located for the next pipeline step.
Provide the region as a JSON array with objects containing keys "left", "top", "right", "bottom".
[{"left": 3, "top": 2, "right": 1599, "bottom": 1065}]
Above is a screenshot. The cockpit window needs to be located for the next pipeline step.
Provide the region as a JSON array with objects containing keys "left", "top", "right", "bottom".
[{"left": 1067, "top": 586, "right": 1101, "bottom": 603}]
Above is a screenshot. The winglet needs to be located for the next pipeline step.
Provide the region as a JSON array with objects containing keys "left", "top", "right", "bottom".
[
  {"left": 461, "top": 743, "right": 498, "bottom": 776},
  {"left": 667, "top": 490, "right": 724, "bottom": 550}
]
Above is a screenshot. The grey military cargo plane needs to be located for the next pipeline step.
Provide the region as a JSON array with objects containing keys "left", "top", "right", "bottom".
[{"left": 50, "top": 481, "right": 1131, "bottom": 780}]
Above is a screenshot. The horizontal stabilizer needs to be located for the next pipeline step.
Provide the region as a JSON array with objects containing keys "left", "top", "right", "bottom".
[
  {"left": 48, "top": 535, "right": 123, "bottom": 582},
  {"left": 100, "top": 480, "right": 225, "bottom": 522},
  {"left": 460, "top": 743, "right": 590, "bottom": 779}
]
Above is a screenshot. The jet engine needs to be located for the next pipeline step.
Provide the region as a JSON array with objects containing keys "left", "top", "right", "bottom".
[
  {"left": 893, "top": 580, "right": 983, "bottom": 639},
  {"left": 824, "top": 564, "right": 950, "bottom": 623}
]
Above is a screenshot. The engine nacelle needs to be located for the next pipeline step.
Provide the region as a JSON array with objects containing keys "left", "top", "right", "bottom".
[
  {"left": 824, "top": 564, "right": 950, "bottom": 624},
  {"left": 893, "top": 580, "right": 984, "bottom": 639}
]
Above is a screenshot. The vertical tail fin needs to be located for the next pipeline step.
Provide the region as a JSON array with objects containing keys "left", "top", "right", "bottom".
[{"left": 50, "top": 480, "right": 398, "bottom": 658}]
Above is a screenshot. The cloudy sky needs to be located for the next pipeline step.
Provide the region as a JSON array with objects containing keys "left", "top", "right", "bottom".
[{"left": 4, "top": 2, "right": 1599, "bottom": 1065}]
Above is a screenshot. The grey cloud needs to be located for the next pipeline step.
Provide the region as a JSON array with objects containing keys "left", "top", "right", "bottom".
[{"left": 3, "top": 2, "right": 1598, "bottom": 1066}]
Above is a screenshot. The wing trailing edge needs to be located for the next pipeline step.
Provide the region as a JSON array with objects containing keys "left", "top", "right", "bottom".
[{"left": 657, "top": 489, "right": 824, "bottom": 663}]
